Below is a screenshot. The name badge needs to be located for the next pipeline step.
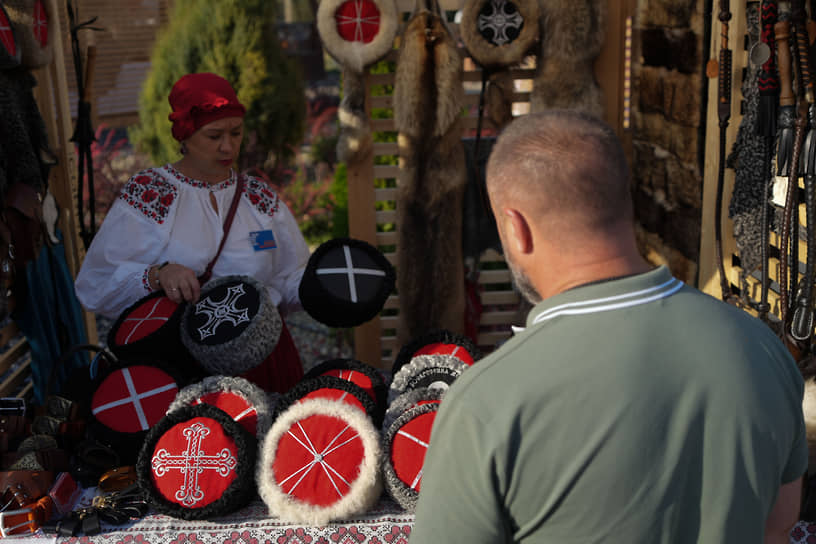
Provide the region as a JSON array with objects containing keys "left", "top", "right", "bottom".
[{"left": 250, "top": 230, "right": 277, "bottom": 251}]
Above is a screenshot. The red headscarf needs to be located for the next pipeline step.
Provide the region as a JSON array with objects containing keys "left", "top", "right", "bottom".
[{"left": 168, "top": 73, "right": 246, "bottom": 142}]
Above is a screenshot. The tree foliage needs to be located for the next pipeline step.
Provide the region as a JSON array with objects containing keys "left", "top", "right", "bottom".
[{"left": 130, "top": 0, "right": 306, "bottom": 167}]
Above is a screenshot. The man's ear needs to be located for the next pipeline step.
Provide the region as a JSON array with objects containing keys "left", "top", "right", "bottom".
[{"left": 503, "top": 208, "right": 533, "bottom": 255}]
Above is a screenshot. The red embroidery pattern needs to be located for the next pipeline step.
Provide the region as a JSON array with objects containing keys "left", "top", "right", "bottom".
[
  {"left": 120, "top": 170, "right": 178, "bottom": 224},
  {"left": 244, "top": 177, "right": 280, "bottom": 218},
  {"left": 164, "top": 164, "right": 237, "bottom": 190}
]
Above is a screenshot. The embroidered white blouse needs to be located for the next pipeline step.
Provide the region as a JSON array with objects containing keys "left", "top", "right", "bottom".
[{"left": 75, "top": 164, "right": 311, "bottom": 319}]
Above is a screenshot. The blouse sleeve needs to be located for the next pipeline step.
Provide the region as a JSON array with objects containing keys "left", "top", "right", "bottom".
[
  {"left": 268, "top": 200, "right": 311, "bottom": 315},
  {"left": 74, "top": 174, "right": 175, "bottom": 318}
]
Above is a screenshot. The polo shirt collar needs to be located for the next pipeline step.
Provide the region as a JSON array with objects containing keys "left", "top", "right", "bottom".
[{"left": 519, "top": 266, "right": 681, "bottom": 330}]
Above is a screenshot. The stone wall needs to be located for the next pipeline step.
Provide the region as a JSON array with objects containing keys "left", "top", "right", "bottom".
[{"left": 632, "top": 0, "right": 705, "bottom": 284}]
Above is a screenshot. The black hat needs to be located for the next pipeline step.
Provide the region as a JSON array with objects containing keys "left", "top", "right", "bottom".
[
  {"left": 181, "top": 275, "right": 282, "bottom": 376},
  {"left": 392, "top": 329, "right": 481, "bottom": 376},
  {"left": 274, "top": 375, "right": 381, "bottom": 426},
  {"left": 299, "top": 238, "right": 395, "bottom": 328},
  {"left": 382, "top": 386, "right": 444, "bottom": 431},
  {"left": 302, "top": 358, "right": 387, "bottom": 417},
  {"left": 137, "top": 403, "right": 256, "bottom": 520},
  {"left": 460, "top": 0, "right": 540, "bottom": 69}
]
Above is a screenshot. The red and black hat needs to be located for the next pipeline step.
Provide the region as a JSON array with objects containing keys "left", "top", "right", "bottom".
[
  {"left": 181, "top": 275, "right": 282, "bottom": 376},
  {"left": 392, "top": 329, "right": 481, "bottom": 376},
  {"left": 382, "top": 402, "right": 439, "bottom": 511},
  {"left": 137, "top": 403, "right": 256, "bottom": 520},
  {"left": 460, "top": 0, "right": 539, "bottom": 69},
  {"left": 275, "top": 375, "right": 380, "bottom": 426},
  {"left": 0, "top": 2, "right": 21, "bottom": 68},
  {"left": 89, "top": 364, "right": 182, "bottom": 465},
  {"left": 257, "top": 397, "right": 382, "bottom": 525},
  {"left": 4, "top": 0, "right": 52, "bottom": 68},
  {"left": 382, "top": 386, "right": 444, "bottom": 432},
  {"left": 302, "top": 358, "right": 387, "bottom": 416},
  {"left": 107, "top": 291, "right": 198, "bottom": 374},
  {"left": 387, "top": 354, "right": 469, "bottom": 405},
  {"left": 316, "top": 0, "right": 399, "bottom": 74},
  {"left": 299, "top": 238, "right": 395, "bottom": 328},
  {"left": 167, "top": 375, "right": 273, "bottom": 438}
]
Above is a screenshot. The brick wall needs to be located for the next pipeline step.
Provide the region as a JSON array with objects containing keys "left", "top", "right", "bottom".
[{"left": 632, "top": 0, "right": 705, "bottom": 284}]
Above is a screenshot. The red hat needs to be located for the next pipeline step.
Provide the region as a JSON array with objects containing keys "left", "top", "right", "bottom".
[{"left": 168, "top": 73, "right": 246, "bottom": 142}]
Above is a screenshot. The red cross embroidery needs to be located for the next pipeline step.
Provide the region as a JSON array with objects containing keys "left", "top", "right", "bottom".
[
  {"left": 0, "top": 9, "right": 16, "bottom": 57},
  {"left": 276, "top": 417, "right": 363, "bottom": 504},
  {"left": 32, "top": 0, "right": 47, "bottom": 47},
  {"left": 119, "top": 298, "right": 172, "bottom": 344},
  {"left": 91, "top": 367, "right": 178, "bottom": 431},
  {"left": 152, "top": 421, "right": 238, "bottom": 507},
  {"left": 336, "top": 0, "right": 381, "bottom": 44}
]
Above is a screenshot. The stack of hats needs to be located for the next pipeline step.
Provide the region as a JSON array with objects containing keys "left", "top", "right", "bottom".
[
  {"left": 381, "top": 331, "right": 478, "bottom": 511},
  {"left": 256, "top": 358, "right": 385, "bottom": 525},
  {"left": 137, "top": 376, "right": 271, "bottom": 519}
]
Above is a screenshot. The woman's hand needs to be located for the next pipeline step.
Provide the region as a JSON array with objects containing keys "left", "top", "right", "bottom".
[{"left": 157, "top": 263, "right": 201, "bottom": 304}]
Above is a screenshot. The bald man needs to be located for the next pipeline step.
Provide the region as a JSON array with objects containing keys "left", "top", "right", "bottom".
[{"left": 410, "top": 111, "right": 806, "bottom": 543}]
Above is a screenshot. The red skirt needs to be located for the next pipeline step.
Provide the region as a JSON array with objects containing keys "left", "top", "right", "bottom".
[{"left": 239, "top": 321, "right": 304, "bottom": 394}]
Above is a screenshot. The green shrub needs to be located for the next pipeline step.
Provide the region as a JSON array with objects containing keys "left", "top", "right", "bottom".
[{"left": 129, "top": 0, "right": 305, "bottom": 167}]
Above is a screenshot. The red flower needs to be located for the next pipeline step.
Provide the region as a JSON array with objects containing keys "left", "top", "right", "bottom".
[
  {"left": 142, "top": 189, "right": 158, "bottom": 202},
  {"left": 161, "top": 193, "right": 175, "bottom": 206},
  {"left": 134, "top": 174, "right": 152, "bottom": 185}
]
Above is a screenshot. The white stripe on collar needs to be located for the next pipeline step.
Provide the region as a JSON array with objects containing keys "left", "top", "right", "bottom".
[{"left": 514, "top": 277, "right": 683, "bottom": 333}]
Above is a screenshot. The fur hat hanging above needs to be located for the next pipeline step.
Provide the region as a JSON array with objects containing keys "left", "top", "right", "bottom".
[
  {"left": 166, "top": 375, "right": 273, "bottom": 438},
  {"left": 5, "top": 0, "right": 52, "bottom": 69},
  {"left": 316, "top": 0, "right": 399, "bottom": 74},
  {"left": 299, "top": 237, "right": 395, "bottom": 328},
  {"left": 181, "top": 275, "right": 282, "bottom": 376},
  {"left": 460, "top": 0, "right": 539, "bottom": 70},
  {"left": 302, "top": 358, "right": 388, "bottom": 414},
  {"left": 137, "top": 404, "right": 256, "bottom": 520},
  {"left": 388, "top": 354, "right": 468, "bottom": 405},
  {"left": 274, "top": 374, "right": 382, "bottom": 426},
  {"left": 89, "top": 364, "right": 182, "bottom": 465},
  {"left": 382, "top": 401, "right": 439, "bottom": 511},
  {"left": 392, "top": 329, "right": 481, "bottom": 376},
  {"left": 257, "top": 397, "right": 382, "bottom": 526},
  {"left": 107, "top": 291, "right": 197, "bottom": 371},
  {"left": 0, "top": 3, "right": 22, "bottom": 69}
]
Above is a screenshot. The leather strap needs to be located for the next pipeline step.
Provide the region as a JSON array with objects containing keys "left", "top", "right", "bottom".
[
  {"left": 0, "top": 495, "right": 53, "bottom": 537},
  {"left": 0, "top": 415, "right": 28, "bottom": 437},
  {"left": 198, "top": 173, "right": 245, "bottom": 285},
  {"left": 0, "top": 471, "right": 54, "bottom": 502},
  {"left": 97, "top": 466, "right": 137, "bottom": 493}
]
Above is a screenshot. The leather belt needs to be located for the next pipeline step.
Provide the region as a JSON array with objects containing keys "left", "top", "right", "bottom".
[
  {"left": 98, "top": 466, "right": 137, "bottom": 493},
  {"left": 0, "top": 471, "right": 55, "bottom": 537}
]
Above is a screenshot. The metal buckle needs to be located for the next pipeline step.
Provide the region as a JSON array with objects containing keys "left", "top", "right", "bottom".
[{"left": 0, "top": 507, "right": 35, "bottom": 537}]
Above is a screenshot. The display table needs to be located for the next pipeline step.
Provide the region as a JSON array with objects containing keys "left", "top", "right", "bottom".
[{"left": 26, "top": 493, "right": 413, "bottom": 544}]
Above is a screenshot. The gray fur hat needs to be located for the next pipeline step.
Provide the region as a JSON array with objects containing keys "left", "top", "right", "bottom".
[
  {"left": 167, "top": 375, "right": 273, "bottom": 438},
  {"left": 181, "top": 275, "right": 282, "bottom": 376},
  {"left": 382, "top": 386, "right": 445, "bottom": 431},
  {"left": 387, "top": 354, "right": 468, "bottom": 405}
]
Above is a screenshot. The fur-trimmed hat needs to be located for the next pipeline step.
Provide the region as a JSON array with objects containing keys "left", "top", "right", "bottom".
[
  {"left": 382, "top": 401, "right": 439, "bottom": 511},
  {"left": 392, "top": 329, "right": 481, "bottom": 376},
  {"left": 274, "top": 375, "right": 381, "bottom": 426},
  {"left": 0, "top": 3, "right": 22, "bottom": 68},
  {"left": 302, "top": 358, "right": 387, "bottom": 414},
  {"left": 257, "top": 397, "right": 382, "bottom": 525},
  {"left": 317, "top": 0, "right": 399, "bottom": 74},
  {"left": 89, "top": 364, "right": 182, "bottom": 465},
  {"left": 4, "top": 0, "right": 52, "bottom": 68},
  {"left": 387, "top": 354, "right": 468, "bottom": 405},
  {"left": 299, "top": 237, "right": 395, "bottom": 328},
  {"left": 382, "top": 386, "right": 444, "bottom": 431},
  {"left": 137, "top": 403, "right": 256, "bottom": 520},
  {"left": 460, "top": 0, "right": 539, "bottom": 69},
  {"left": 181, "top": 275, "right": 282, "bottom": 376},
  {"left": 167, "top": 375, "right": 273, "bottom": 438}
]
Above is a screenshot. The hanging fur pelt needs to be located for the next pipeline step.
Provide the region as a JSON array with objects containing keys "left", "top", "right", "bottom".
[
  {"left": 394, "top": 8, "right": 466, "bottom": 346},
  {"left": 530, "top": 0, "right": 606, "bottom": 116},
  {"left": 336, "top": 67, "right": 373, "bottom": 164}
]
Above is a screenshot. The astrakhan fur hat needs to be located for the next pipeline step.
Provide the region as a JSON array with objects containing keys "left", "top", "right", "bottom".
[
  {"left": 388, "top": 354, "right": 469, "bottom": 405},
  {"left": 460, "top": 0, "right": 539, "bottom": 69},
  {"left": 317, "top": 0, "right": 399, "bottom": 74}
]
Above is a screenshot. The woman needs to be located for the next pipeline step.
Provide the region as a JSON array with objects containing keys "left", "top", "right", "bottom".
[{"left": 75, "top": 72, "right": 310, "bottom": 392}]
